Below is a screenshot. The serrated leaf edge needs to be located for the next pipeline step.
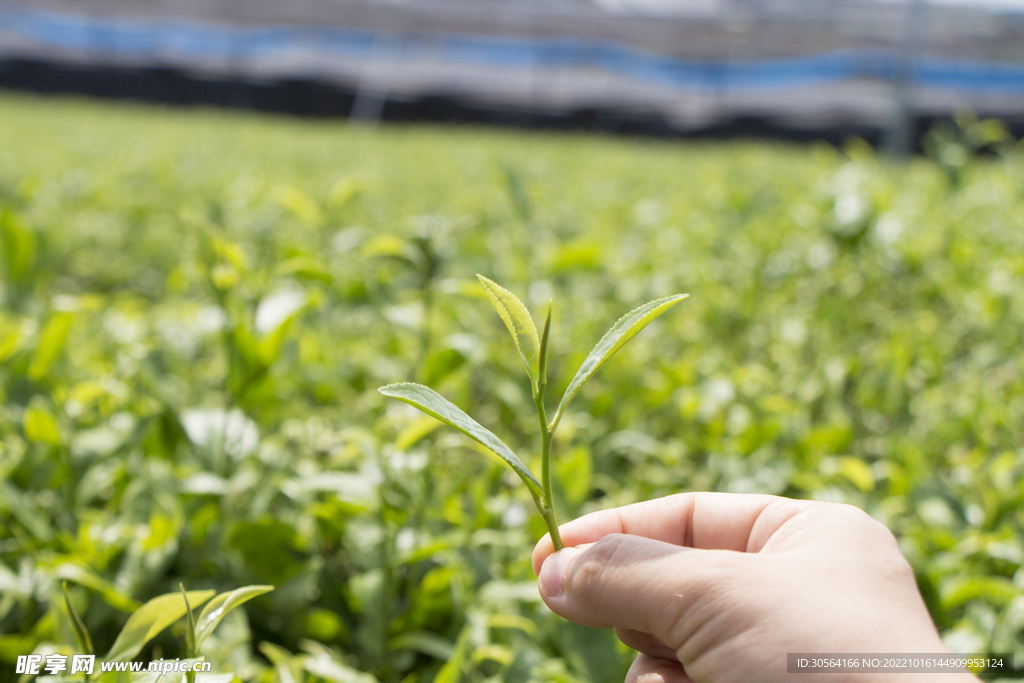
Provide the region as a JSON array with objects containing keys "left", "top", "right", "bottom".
[{"left": 477, "top": 275, "right": 540, "bottom": 385}]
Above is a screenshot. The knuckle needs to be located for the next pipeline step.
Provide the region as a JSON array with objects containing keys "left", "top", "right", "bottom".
[
  {"left": 566, "top": 534, "right": 626, "bottom": 598},
  {"left": 816, "top": 500, "right": 868, "bottom": 519},
  {"left": 815, "top": 502, "right": 903, "bottom": 552},
  {"left": 819, "top": 501, "right": 880, "bottom": 529}
]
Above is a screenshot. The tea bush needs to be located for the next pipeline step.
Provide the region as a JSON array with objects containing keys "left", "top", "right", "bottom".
[{"left": 0, "top": 94, "right": 1022, "bottom": 682}]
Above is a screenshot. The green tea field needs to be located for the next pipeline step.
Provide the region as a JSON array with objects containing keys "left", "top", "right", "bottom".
[{"left": 0, "top": 94, "right": 1022, "bottom": 682}]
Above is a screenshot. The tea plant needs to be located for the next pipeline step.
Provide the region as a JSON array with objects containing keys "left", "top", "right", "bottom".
[
  {"left": 34, "top": 582, "right": 273, "bottom": 683},
  {"left": 2, "top": 94, "right": 1023, "bottom": 682},
  {"left": 380, "top": 276, "right": 686, "bottom": 550}
]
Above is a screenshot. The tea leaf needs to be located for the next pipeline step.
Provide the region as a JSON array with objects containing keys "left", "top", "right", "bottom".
[
  {"left": 551, "top": 294, "right": 687, "bottom": 431},
  {"left": 0, "top": 327, "right": 20, "bottom": 363},
  {"left": 181, "top": 584, "right": 196, "bottom": 658},
  {"left": 0, "top": 209, "right": 35, "bottom": 284},
  {"left": 433, "top": 623, "right": 471, "bottom": 683},
  {"left": 273, "top": 186, "right": 323, "bottom": 226},
  {"left": 0, "top": 481, "right": 53, "bottom": 541},
  {"left": 276, "top": 256, "right": 332, "bottom": 284},
  {"left": 54, "top": 564, "right": 140, "bottom": 613},
  {"left": 259, "top": 309, "right": 303, "bottom": 366},
  {"left": 390, "top": 631, "right": 454, "bottom": 660},
  {"left": 105, "top": 590, "right": 215, "bottom": 662},
  {"left": 538, "top": 301, "right": 552, "bottom": 383},
  {"left": 62, "top": 582, "right": 94, "bottom": 655},
  {"left": 395, "top": 416, "right": 442, "bottom": 451},
  {"left": 378, "top": 383, "right": 541, "bottom": 496},
  {"left": 476, "top": 275, "right": 540, "bottom": 386},
  {"left": 27, "top": 311, "right": 73, "bottom": 380},
  {"left": 24, "top": 405, "right": 60, "bottom": 445},
  {"left": 194, "top": 585, "right": 274, "bottom": 650},
  {"left": 260, "top": 642, "right": 302, "bottom": 683},
  {"left": 939, "top": 575, "right": 1019, "bottom": 609},
  {"left": 302, "top": 652, "right": 378, "bottom": 683}
]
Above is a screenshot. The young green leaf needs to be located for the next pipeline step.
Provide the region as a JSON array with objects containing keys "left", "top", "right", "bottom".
[
  {"left": 181, "top": 584, "right": 196, "bottom": 659},
  {"left": 432, "top": 622, "right": 471, "bottom": 683},
  {"left": 105, "top": 590, "right": 215, "bottom": 662},
  {"left": 23, "top": 404, "right": 60, "bottom": 445},
  {"left": 0, "top": 208, "right": 36, "bottom": 284},
  {"left": 550, "top": 294, "right": 688, "bottom": 431},
  {"left": 390, "top": 631, "right": 455, "bottom": 661},
  {"left": 260, "top": 642, "right": 303, "bottom": 683},
  {"left": 538, "top": 301, "right": 552, "bottom": 385},
  {"left": 27, "top": 311, "right": 73, "bottom": 380},
  {"left": 476, "top": 275, "right": 540, "bottom": 386},
  {"left": 378, "top": 383, "right": 542, "bottom": 497},
  {"left": 194, "top": 585, "right": 274, "bottom": 650},
  {"left": 62, "top": 582, "right": 94, "bottom": 655},
  {"left": 54, "top": 563, "right": 140, "bottom": 612}
]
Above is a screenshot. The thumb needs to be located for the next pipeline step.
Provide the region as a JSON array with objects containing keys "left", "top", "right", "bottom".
[{"left": 538, "top": 533, "right": 747, "bottom": 648}]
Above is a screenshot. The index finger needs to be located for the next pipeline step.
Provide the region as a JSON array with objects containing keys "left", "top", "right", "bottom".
[{"left": 532, "top": 492, "right": 813, "bottom": 575}]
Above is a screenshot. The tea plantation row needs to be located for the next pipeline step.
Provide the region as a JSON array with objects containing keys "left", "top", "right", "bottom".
[{"left": 0, "top": 95, "right": 1021, "bottom": 682}]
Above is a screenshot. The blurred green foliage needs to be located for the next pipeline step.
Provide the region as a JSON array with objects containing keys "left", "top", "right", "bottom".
[{"left": 0, "top": 94, "right": 1023, "bottom": 682}]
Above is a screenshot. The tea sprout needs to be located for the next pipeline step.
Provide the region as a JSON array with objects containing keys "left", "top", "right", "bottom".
[{"left": 380, "top": 276, "right": 686, "bottom": 550}]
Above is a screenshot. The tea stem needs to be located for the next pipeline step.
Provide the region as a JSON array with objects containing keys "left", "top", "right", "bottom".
[
  {"left": 534, "top": 383, "right": 563, "bottom": 551},
  {"left": 540, "top": 503, "right": 563, "bottom": 551}
]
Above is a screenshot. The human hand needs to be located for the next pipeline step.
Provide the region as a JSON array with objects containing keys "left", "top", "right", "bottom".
[{"left": 532, "top": 492, "right": 977, "bottom": 683}]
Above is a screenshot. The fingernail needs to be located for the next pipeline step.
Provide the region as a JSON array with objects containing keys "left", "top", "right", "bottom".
[{"left": 539, "top": 547, "right": 583, "bottom": 597}]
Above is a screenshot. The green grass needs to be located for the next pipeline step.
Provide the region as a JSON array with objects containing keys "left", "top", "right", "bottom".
[{"left": 0, "top": 92, "right": 1022, "bottom": 682}]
